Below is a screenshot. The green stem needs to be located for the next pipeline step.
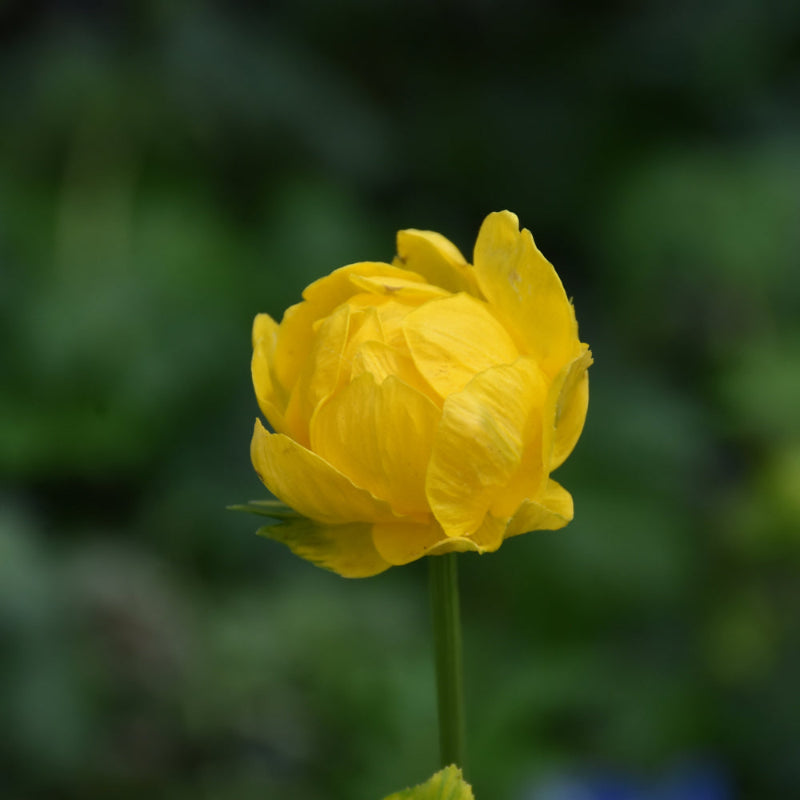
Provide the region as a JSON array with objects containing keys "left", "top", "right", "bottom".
[{"left": 429, "top": 552, "right": 466, "bottom": 770}]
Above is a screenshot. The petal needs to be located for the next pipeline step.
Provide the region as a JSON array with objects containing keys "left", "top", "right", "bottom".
[
  {"left": 468, "top": 512, "right": 508, "bottom": 553},
  {"left": 371, "top": 511, "right": 509, "bottom": 565},
  {"left": 394, "top": 229, "right": 481, "bottom": 296},
  {"left": 252, "top": 312, "right": 278, "bottom": 350},
  {"left": 403, "top": 293, "right": 519, "bottom": 399},
  {"left": 251, "top": 418, "right": 398, "bottom": 525},
  {"left": 349, "top": 273, "right": 451, "bottom": 301},
  {"left": 311, "top": 373, "right": 441, "bottom": 515},
  {"left": 273, "top": 262, "right": 426, "bottom": 390},
  {"left": 283, "top": 303, "right": 351, "bottom": 447},
  {"left": 251, "top": 313, "right": 289, "bottom": 432},
  {"left": 303, "top": 262, "right": 426, "bottom": 305},
  {"left": 374, "top": 297, "right": 423, "bottom": 351},
  {"left": 545, "top": 345, "right": 593, "bottom": 471},
  {"left": 504, "top": 478, "right": 574, "bottom": 538},
  {"left": 350, "top": 340, "right": 442, "bottom": 407},
  {"left": 426, "top": 357, "right": 547, "bottom": 537},
  {"left": 345, "top": 304, "right": 384, "bottom": 351},
  {"left": 259, "top": 519, "right": 391, "bottom": 578},
  {"left": 372, "top": 519, "right": 482, "bottom": 565},
  {"left": 473, "top": 211, "right": 581, "bottom": 377}
]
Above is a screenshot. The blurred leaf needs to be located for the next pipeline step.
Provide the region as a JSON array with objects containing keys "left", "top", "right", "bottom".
[
  {"left": 383, "top": 765, "right": 474, "bottom": 800},
  {"left": 227, "top": 500, "right": 300, "bottom": 519}
]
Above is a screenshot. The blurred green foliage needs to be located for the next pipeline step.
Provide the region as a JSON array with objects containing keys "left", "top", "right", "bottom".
[{"left": 1, "top": 1, "right": 799, "bottom": 798}]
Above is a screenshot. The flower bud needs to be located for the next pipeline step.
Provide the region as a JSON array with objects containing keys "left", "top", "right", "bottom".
[{"left": 251, "top": 211, "right": 591, "bottom": 576}]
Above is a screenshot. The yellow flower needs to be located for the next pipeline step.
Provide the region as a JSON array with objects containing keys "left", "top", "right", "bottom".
[{"left": 250, "top": 211, "right": 592, "bottom": 577}]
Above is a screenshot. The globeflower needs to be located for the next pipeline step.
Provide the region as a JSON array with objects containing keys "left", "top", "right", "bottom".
[{"left": 250, "top": 211, "right": 591, "bottom": 577}]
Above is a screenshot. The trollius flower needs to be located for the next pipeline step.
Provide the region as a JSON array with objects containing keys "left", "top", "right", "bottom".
[{"left": 250, "top": 211, "right": 591, "bottom": 576}]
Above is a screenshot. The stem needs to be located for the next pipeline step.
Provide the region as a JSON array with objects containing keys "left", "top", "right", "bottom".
[{"left": 428, "top": 552, "right": 466, "bottom": 770}]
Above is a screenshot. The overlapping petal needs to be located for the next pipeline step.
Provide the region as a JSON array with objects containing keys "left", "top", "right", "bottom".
[
  {"left": 425, "top": 357, "right": 548, "bottom": 538},
  {"left": 273, "top": 262, "right": 426, "bottom": 391},
  {"left": 283, "top": 303, "right": 350, "bottom": 447},
  {"left": 394, "top": 228, "right": 480, "bottom": 296},
  {"left": 349, "top": 340, "right": 439, "bottom": 404},
  {"left": 251, "top": 418, "right": 398, "bottom": 526},
  {"left": 371, "top": 512, "right": 507, "bottom": 566},
  {"left": 311, "top": 373, "right": 440, "bottom": 516},
  {"left": 251, "top": 313, "right": 288, "bottom": 433},
  {"left": 473, "top": 211, "right": 581, "bottom": 377},
  {"left": 403, "top": 293, "right": 519, "bottom": 399}
]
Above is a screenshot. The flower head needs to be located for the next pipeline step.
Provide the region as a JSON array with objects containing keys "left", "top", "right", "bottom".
[{"left": 250, "top": 211, "right": 591, "bottom": 576}]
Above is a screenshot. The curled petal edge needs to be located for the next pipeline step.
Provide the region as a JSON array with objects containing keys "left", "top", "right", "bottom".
[
  {"left": 394, "top": 228, "right": 481, "bottom": 296},
  {"left": 372, "top": 511, "right": 507, "bottom": 566},
  {"left": 504, "top": 479, "right": 574, "bottom": 539}
]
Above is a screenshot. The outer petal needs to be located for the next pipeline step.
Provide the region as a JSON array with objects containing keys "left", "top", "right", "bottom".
[
  {"left": 394, "top": 229, "right": 481, "bottom": 296},
  {"left": 504, "top": 478, "right": 574, "bottom": 538},
  {"left": 426, "top": 358, "right": 547, "bottom": 538},
  {"left": 250, "top": 419, "right": 398, "bottom": 525},
  {"left": 403, "top": 293, "right": 519, "bottom": 399},
  {"left": 251, "top": 313, "right": 288, "bottom": 432},
  {"left": 467, "top": 512, "right": 508, "bottom": 553},
  {"left": 372, "top": 511, "right": 508, "bottom": 566},
  {"left": 473, "top": 211, "right": 581, "bottom": 377},
  {"left": 259, "top": 519, "right": 391, "bottom": 578},
  {"left": 544, "top": 345, "right": 593, "bottom": 471},
  {"left": 372, "top": 520, "right": 481, "bottom": 566},
  {"left": 311, "top": 373, "right": 441, "bottom": 515}
]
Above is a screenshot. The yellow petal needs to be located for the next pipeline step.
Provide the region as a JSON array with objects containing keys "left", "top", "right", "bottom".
[
  {"left": 283, "top": 303, "right": 351, "bottom": 447},
  {"left": 260, "top": 519, "right": 391, "bottom": 578},
  {"left": 251, "top": 418, "right": 398, "bottom": 525},
  {"left": 372, "top": 519, "right": 482, "bottom": 565},
  {"left": 426, "top": 357, "right": 547, "bottom": 537},
  {"left": 349, "top": 273, "right": 451, "bottom": 301},
  {"left": 252, "top": 312, "right": 278, "bottom": 350},
  {"left": 468, "top": 512, "right": 508, "bottom": 552},
  {"left": 473, "top": 211, "right": 581, "bottom": 377},
  {"left": 374, "top": 297, "right": 423, "bottom": 351},
  {"left": 251, "top": 314, "right": 289, "bottom": 433},
  {"left": 394, "top": 229, "right": 481, "bottom": 296},
  {"left": 545, "top": 345, "right": 593, "bottom": 471},
  {"left": 504, "top": 478, "right": 574, "bottom": 538},
  {"left": 371, "top": 510, "right": 508, "bottom": 566},
  {"left": 403, "top": 293, "right": 519, "bottom": 399},
  {"left": 350, "top": 340, "right": 441, "bottom": 407},
  {"left": 273, "top": 262, "right": 425, "bottom": 391},
  {"left": 311, "top": 373, "right": 441, "bottom": 515},
  {"left": 345, "top": 304, "right": 384, "bottom": 350},
  {"left": 303, "top": 262, "right": 426, "bottom": 305}
]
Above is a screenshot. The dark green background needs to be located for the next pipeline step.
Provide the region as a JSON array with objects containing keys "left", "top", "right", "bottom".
[{"left": 2, "top": 1, "right": 799, "bottom": 798}]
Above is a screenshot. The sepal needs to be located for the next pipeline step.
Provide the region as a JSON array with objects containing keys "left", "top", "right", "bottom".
[{"left": 226, "top": 499, "right": 300, "bottom": 520}]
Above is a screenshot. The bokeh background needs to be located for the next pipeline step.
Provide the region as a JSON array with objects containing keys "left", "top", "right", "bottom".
[{"left": 2, "top": 1, "right": 799, "bottom": 798}]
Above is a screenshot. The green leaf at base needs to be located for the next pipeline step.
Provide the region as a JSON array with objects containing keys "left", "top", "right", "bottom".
[{"left": 382, "top": 765, "right": 474, "bottom": 800}]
